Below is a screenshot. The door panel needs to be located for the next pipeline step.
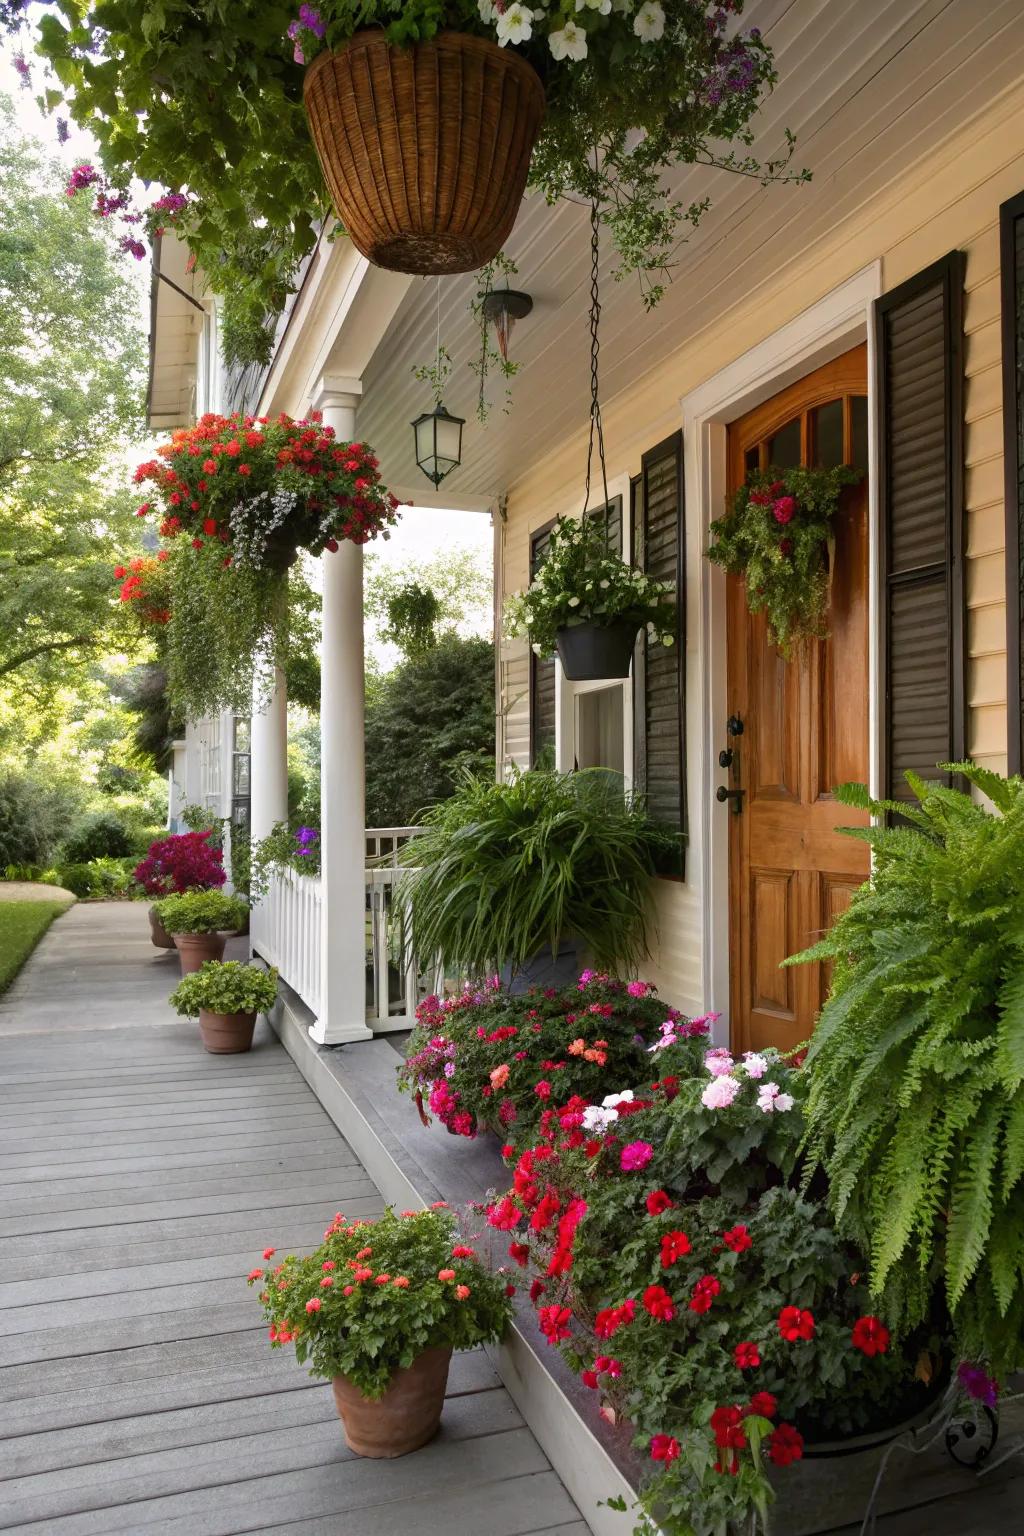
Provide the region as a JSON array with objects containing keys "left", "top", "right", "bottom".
[{"left": 726, "top": 345, "right": 870, "bottom": 1054}]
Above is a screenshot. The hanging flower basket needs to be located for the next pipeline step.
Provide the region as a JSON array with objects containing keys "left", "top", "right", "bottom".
[
  {"left": 555, "top": 618, "right": 639, "bottom": 682},
  {"left": 504, "top": 516, "right": 675, "bottom": 684},
  {"left": 304, "top": 30, "right": 545, "bottom": 276},
  {"left": 707, "top": 464, "right": 861, "bottom": 657}
]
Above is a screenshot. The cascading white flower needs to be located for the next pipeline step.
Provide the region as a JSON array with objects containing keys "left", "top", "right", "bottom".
[
  {"left": 633, "top": 0, "right": 666, "bottom": 42},
  {"left": 496, "top": 2, "right": 535, "bottom": 45},
  {"left": 550, "top": 19, "right": 589, "bottom": 61}
]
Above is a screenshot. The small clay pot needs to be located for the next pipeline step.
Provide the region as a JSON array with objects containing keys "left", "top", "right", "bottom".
[
  {"left": 332, "top": 1345, "right": 452, "bottom": 1458},
  {"left": 149, "top": 905, "right": 176, "bottom": 950},
  {"left": 198, "top": 1008, "right": 256, "bottom": 1054},
  {"left": 173, "top": 931, "right": 227, "bottom": 975}
]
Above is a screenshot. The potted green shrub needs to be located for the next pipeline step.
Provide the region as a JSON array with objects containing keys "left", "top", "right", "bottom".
[
  {"left": 170, "top": 959, "right": 278, "bottom": 1053},
  {"left": 250, "top": 1206, "right": 512, "bottom": 1456},
  {"left": 789, "top": 764, "right": 1024, "bottom": 1378},
  {"left": 154, "top": 888, "right": 249, "bottom": 974},
  {"left": 395, "top": 767, "right": 675, "bottom": 984},
  {"left": 504, "top": 516, "right": 676, "bottom": 682}
]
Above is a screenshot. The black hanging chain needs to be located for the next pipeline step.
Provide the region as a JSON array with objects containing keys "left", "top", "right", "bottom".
[{"left": 582, "top": 193, "right": 612, "bottom": 546}]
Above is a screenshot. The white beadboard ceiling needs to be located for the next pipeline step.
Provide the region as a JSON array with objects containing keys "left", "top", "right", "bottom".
[{"left": 354, "top": 0, "right": 1024, "bottom": 505}]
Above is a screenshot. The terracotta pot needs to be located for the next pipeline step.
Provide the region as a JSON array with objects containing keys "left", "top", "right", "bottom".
[
  {"left": 149, "top": 904, "right": 176, "bottom": 949},
  {"left": 304, "top": 31, "right": 545, "bottom": 276},
  {"left": 555, "top": 619, "right": 640, "bottom": 681},
  {"left": 198, "top": 1008, "right": 256, "bottom": 1054},
  {"left": 173, "top": 931, "right": 227, "bottom": 975},
  {"left": 332, "top": 1345, "right": 452, "bottom": 1458}
]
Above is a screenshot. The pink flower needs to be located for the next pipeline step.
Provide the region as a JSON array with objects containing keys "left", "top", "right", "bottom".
[
  {"left": 620, "top": 1141, "right": 654, "bottom": 1172},
  {"left": 305, "top": 1297, "right": 321, "bottom": 1313},
  {"left": 626, "top": 981, "right": 650, "bottom": 998},
  {"left": 704, "top": 1048, "right": 735, "bottom": 1077},
  {"left": 438, "top": 1268, "right": 456, "bottom": 1282},
  {"left": 773, "top": 496, "right": 797, "bottom": 524},
  {"left": 701, "top": 1075, "right": 741, "bottom": 1109},
  {"left": 490, "top": 1064, "right": 510, "bottom": 1089},
  {"left": 263, "top": 1248, "right": 276, "bottom": 1260},
  {"left": 455, "top": 1284, "right": 470, "bottom": 1300}
]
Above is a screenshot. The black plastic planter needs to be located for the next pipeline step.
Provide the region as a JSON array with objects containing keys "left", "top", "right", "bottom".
[{"left": 554, "top": 619, "right": 640, "bottom": 681}]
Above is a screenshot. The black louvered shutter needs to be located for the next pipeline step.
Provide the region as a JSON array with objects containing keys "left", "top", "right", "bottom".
[
  {"left": 875, "top": 253, "right": 966, "bottom": 801},
  {"left": 529, "top": 522, "right": 556, "bottom": 768},
  {"left": 633, "top": 433, "right": 685, "bottom": 870},
  {"left": 584, "top": 494, "right": 623, "bottom": 556},
  {"left": 1000, "top": 191, "right": 1024, "bottom": 776}
]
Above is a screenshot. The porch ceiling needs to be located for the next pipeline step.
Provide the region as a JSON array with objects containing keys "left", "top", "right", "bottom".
[{"left": 358, "top": 0, "right": 1024, "bottom": 504}]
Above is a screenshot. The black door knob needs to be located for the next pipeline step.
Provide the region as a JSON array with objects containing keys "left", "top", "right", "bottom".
[
  {"left": 719, "top": 748, "right": 734, "bottom": 769},
  {"left": 726, "top": 714, "right": 744, "bottom": 737}
]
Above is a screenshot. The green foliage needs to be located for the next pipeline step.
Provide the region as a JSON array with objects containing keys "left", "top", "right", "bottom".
[
  {"left": 0, "top": 771, "right": 85, "bottom": 868},
  {"left": 0, "top": 94, "right": 145, "bottom": 726},
  {"left": 36, "top": 4, "right": 803, "bottom": 340},
  {"left": 790, "top": 767, "right": 1024, "bottom": 1373},
  {"left": 707, "top": 465, "right": 860, "bottom": 656},
  {"left": 60, "top": 811, "right": 134, "bottom": 863},
  {"left": 396, "top": 768, "right": 673, "bottom": 977},
  {"left": 170, "top": 959, "right": 278, "bottom": 1017},
  {"left": 364, "top": 545, "right": 493, "bottom": 655},
  {"left": 248, "top": 823, "right": 319, "bottom": 901},
  {"left": 251, "top": 1206, "right": 512, "bottom": 1395},
  {"left": 51, "top": 856, "right": 138, "bottom": 899},
  {"left": 398, "top": 975, "right": 710, "bottom": 1143},
  {"left": 154, "top": 888, "right": 248, "bottom": 935},
  {"left": 365, "top": 636, "right": 495, "bottom": 826},
  {"left": 0, "top": 899, "right": 73, "bottom": 995},
  {"left": 219, "top": 287, "right": 277, "bottom": 371},
  {"left": 504, "top": 516, "right": 675, "bottom": 658},
  {"left": 382, "top": 581, "right": 442, "bottom": 659}
]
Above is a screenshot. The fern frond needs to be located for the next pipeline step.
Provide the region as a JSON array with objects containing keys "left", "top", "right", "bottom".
[{"left": 945, "top": 1099, "right": 1002, "bottom": 1307}]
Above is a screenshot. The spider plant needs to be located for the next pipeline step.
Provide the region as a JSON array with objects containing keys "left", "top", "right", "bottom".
[{"left": 394, "top": 768, "right": 674, "bottom": 979}]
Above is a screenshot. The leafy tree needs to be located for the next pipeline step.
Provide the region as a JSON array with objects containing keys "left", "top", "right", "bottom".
[
  {"left": 364, "top": 635, "right": 494, "bottom": 827},
  {"left": 382, "top": 581, "right": 442, "bottom": 659},
  {"left": 0, "top": 94, "right": 146, "bottom": 729},
  {"left": 364, "top": 544, "right": 492, "bottom": 658}
]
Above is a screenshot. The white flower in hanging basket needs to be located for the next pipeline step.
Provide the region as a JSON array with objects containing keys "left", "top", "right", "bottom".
[
  {"left": 496, "top": 3, "right": 534, "bottom": 46},
  {"left": 550, "top": 19, "right": 589, "bottom": 61},
  {"left": 633, "top": 1, "right": 667, "bottom": 42}
]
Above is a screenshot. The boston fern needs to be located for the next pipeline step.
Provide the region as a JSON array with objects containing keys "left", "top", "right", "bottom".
[
  {"left": 396, "top": 768, "right": 674, "bottom": 978},
  {"left": 707, "top": 465, "right": 859, "bottom": 656},
  {"left": 790, "top": 765, "right": 1024, "bottom": 1373}
]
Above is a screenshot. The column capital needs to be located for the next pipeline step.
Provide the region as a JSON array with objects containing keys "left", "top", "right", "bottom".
[{"left": 310, "top": 374, "right": 363, "bottom": 415}]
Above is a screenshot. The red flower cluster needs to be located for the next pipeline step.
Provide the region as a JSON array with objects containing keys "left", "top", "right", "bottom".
[
  {"left": 537, "top": 1304, "right": 572, "bottom": 1344},
  {"left": 851, "top": 1315, "right": 890, "bottom": 1357},
  {"left": 132, "top": 831, "right": 225, "bottom": 896},
  {"left": 778, "top": 1305, "right": 816, "bottom": 1342},
  {"left": 689, "top": 1274, "right": 721, "bottom": 1314},
  {"left": 114, "top": 555, "right": 170, "bottom": 626},
  {"left": 594, "top": 1298, "right": 636, "bottom": 1338},
  {"left": 642, "top": 1284, "right": 675, "bottom": 1322},
  {"left": 660, "top": 1230, "right": 692, "bottom": 1268},
  {"left": 133, "top": 411, "right": 400, "bottom": 558}
]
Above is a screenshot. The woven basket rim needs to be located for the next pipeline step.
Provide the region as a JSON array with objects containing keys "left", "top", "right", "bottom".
[{"left": 303, "top": 26, "right": 545, "bottom": 103}]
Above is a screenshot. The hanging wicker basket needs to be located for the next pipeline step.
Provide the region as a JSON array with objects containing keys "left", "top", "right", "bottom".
[{"left": 304, "top": 30, "right": 545, "bottom": 276}]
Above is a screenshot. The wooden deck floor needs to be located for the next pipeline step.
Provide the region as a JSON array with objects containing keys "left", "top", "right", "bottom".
[{"left": 0, "top": 904, "right": 589, "bottom": 1536}]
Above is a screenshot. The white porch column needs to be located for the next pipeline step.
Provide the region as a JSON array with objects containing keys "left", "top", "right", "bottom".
[
  {"left": 310, "top": 375, "right": 372, "bottom": 1044},
  {"left": 250, "top": 668, "right": 289, "bottom": 843}
]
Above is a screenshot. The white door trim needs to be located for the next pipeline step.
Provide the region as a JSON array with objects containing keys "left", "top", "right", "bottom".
[{"left": 680, "top": 262, "right": 882, "bottom": 1038}]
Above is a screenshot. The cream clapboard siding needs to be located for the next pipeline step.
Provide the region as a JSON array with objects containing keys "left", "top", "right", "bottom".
[{"left": 500, "top": 81, "right": 1024, "bottom": 1014}]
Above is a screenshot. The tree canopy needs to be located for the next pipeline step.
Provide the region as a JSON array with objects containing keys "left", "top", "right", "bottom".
[{"left": 0, "top": 92, "right": 146, "bottom": 747}]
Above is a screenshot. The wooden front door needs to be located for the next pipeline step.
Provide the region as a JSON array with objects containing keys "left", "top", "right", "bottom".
[{"left": 726, "top": 346, "right": 870, "bottom": 1054}]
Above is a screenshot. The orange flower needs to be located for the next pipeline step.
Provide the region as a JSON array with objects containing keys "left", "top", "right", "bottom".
[
  {"left": 568, "top": 1038, "right": 587, "bottom": 1056},
  {"left": 438, "top": 1268, "right": 456, "bottom": 1282},
  {"left": 455, "top": 1285, "right": 471, "bottom": 1300},
  {"left": 490, "top": 1063, "right": 510, "bottom": 1089},
  {"left": 393, "top": 1276, "right": 410, "bottom": 1288}
]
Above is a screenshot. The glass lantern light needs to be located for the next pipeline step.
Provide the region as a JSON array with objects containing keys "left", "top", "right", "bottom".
[{"left": 412, "top": 403, "right": 464, "bottom": 488}]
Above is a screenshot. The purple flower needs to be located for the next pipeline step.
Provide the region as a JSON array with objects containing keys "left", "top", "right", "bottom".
[
  {"left": 56, "top": 117, "right": 69, "bottom": 144},
  {"left": 118, "top": 235, "right": 147, "bottom": 261},
  {"left": 957, "top": 1362, "right": 999, "bottom": 1407}
]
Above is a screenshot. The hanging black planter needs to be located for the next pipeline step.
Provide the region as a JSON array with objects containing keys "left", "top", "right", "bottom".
[{"left": 555, "top": 619, "right": 640, "bottom": 681}]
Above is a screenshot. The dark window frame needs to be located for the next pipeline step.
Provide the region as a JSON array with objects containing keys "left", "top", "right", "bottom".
[
  {"left": 873, "top": 251, "right": 966, "bottom": 798},
  {"left": 1000, "top": 190, "right": 1024, "bottom": 776}
]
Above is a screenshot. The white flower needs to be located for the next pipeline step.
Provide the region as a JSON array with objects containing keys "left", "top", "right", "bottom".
[
  {"left": 756, "top": 1081, "right": 795, "bottom": 1114},
  {"left": 582, "top": 1104, "right": 618, "bottom": 1131},
  {"left": 633, "top": 0, "right": 665, "bottom": 41},
  {"left": 599, "top": 579, "right": 609, "bottom": 589},
  {"left": 497, "top": 2, "right": 534, "bottom": 45},
  {"left": 576, "top": 0, "right": 611, "bottom": 12},
  {"left": 568, "top": 595, "right": 580, "bottom": 607},
  {"left": 531, "top": 642, "right": 543, "bottom": 655},
  {"left": 702, "top": 1075, "right": 741, "bottom": 1110},
  {"left": 602, "top": 1089, "right": 635, "bottom": 1109},
  {"left": 774, "top": 1092, "right": 795, "bottom": 1112},
  {"left": 553, "top": 19, "right": 590, "bottom": 61},
  {"left": 478, "top": 0, "right": 496, "bottom": 21},
  {"left": 741, "top": 1051, "right": 768, "bottom": 1080},
  {"left": 612, "top": 0, "right": 634, "bottom": 11}
]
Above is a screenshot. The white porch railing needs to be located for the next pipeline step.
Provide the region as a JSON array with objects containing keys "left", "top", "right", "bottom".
[{"left": 251, "top": 828, "right": 429, "bottom": 1032}]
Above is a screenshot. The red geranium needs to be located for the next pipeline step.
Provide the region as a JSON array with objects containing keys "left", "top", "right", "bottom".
[
  {"left": 650, "top": 1433, "right": 680, "bottom": 1463},
  {"left": 537, "top": 1304, "right": 572, "bottom": 1344},
  {"left": 778, "top": 1305, "right": 815, "bottom": 1342},
  {"left": 722, "top": 1225, "right": 752, "bottom": 1253},
  {"left": 642, "top": 1284, "right": 675, "bottom": 1322},
  {"left": 689, "top": 1275, "right": 721, "bottom": 1314},
  {"left": 748, "top": 1392, "right": 778, "bottom": 1419},
  {"left": 645, "top": 1189, "right": 674, "bottom": 1216},
  {"left": 659, "top": 1230, "right": 692, "bottom": 1268},
  {"left": 851, "top": 1315, "right": 891, "bottom": 1357},
  {"left": 768, "top": 1423, "right": 804, "bottom": 1467},
  {"left": 733, "top": 1341, "right": 761, "bottom": 1370}
]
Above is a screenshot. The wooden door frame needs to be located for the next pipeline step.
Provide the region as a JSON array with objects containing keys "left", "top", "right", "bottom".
[{"left": 680, "top": 263, "right": 882, "bottom": 1047}]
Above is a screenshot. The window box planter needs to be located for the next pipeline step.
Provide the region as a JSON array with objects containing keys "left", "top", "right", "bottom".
[{"left": 304, "top": 30, "right": 544, "bottom": 277}]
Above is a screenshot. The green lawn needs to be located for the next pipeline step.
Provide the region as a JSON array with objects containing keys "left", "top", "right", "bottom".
[{"left": 0, "top": 901, "right": 71, "bottom": 995}]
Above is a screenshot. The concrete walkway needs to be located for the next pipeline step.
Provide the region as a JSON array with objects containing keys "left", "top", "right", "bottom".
[{"left": 0, "top": 903, "right": 588, "bottom": 1536}]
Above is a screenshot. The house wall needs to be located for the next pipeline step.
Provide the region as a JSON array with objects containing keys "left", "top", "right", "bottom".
[{"left": 498, "top": 81, "right": 1024, "bottom": 1016}]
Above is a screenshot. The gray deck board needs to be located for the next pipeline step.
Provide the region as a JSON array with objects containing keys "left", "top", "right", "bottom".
[{"left": 0, "top": 905, "right": 590, "bottom": 1535}]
